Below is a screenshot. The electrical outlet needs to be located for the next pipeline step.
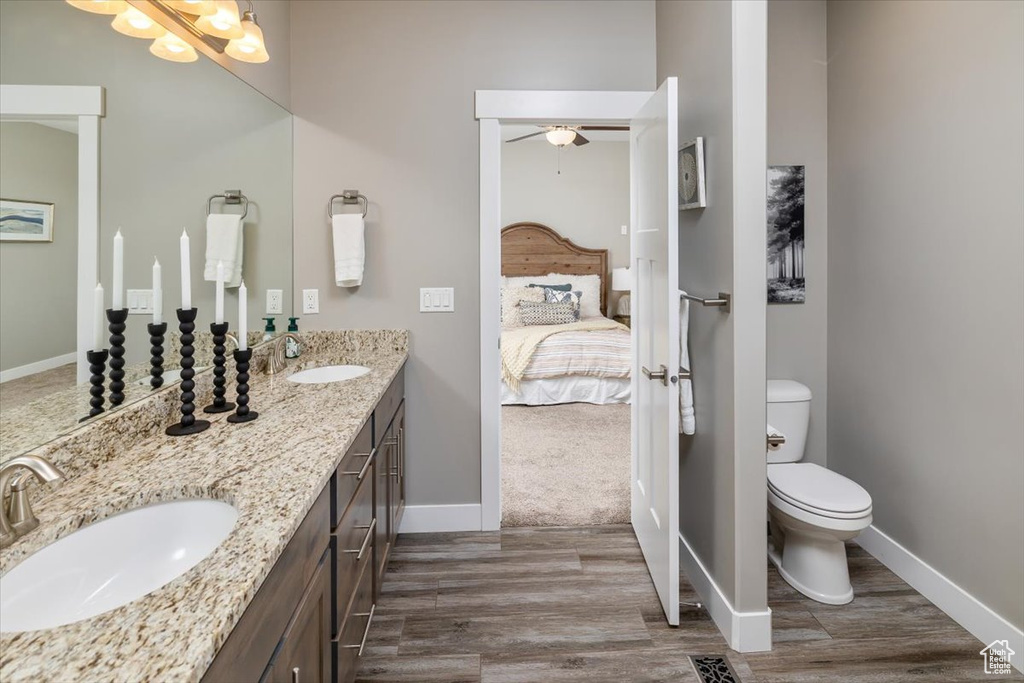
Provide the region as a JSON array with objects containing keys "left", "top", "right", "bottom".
[
  {"left": 621, "top": 225, "right": 628, "bottom": 236},
  {"left": 302, "top": 288, "right": 319, "bottom": 314},
  {"left": 266, "top": 289, "right": 283, "bottom": 314}
]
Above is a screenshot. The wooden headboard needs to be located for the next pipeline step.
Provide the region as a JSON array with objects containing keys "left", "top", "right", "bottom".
[{"left": 501, "top": 222, "right": 609, "bottom": 316}]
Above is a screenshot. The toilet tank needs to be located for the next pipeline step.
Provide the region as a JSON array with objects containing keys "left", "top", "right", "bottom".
[{"left": 767, "top": 380, "right": 812, "bottom": 464}]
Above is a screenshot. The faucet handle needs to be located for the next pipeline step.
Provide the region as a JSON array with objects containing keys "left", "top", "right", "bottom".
[{"left": 8, "top": 472, "right": 40, "bottom": 536}]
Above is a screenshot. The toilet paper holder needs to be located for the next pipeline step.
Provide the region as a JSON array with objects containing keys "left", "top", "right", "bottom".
[{"left": 767, "top": 433, "right": 786, "bottom": 449}]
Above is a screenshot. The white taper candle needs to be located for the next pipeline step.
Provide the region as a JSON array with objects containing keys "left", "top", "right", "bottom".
[
  {"left": 94, "top": 283, "right": 105, "bottom": 350},
  {"left": 215, "top": 260, "right": 225, "bottom": 324},
  {"left": 180, "top": 229, "right": 191, "bottom": 310},
  {"left": 237, "top": 280, "right": 248, "bottom": 351},
  {"left": 112, "top": 229, "right": 124, "bottom": 310},
  {"left": 152, "top": 258, "right": 163, "bottom": 325}
]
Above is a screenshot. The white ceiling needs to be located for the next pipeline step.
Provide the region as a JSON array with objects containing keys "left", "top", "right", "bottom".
[{"left": 502, "top": 124, "right": 629, "bottom": 144}]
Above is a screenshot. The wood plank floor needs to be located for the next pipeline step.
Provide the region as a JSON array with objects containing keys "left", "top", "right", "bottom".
[{"left": 357, "top": 526, "right": 1022, "bottom": 682}]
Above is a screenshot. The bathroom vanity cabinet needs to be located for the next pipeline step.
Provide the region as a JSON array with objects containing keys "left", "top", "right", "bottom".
[{"left": 203, "top": 366, "right": 406, "bottom": 683}]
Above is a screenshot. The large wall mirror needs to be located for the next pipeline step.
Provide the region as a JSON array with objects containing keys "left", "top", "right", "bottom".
[{"left": 0, "top": 0, "right": 293, "bottom": 459}]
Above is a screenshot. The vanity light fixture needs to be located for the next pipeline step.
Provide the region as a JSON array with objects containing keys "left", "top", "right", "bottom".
[
  {"left": 194, "top": 0, "right": 244, "bottom": 39},
  {"left": 164, "top": 0, "right": 216, "bottom": 15},
  {"left": 111, "top": 5, "right": 166, "bottom": 38},
  {"left": 65, "top": 0, "right": 127, "bottom": 14},
  {"left": 224, "top": 5, "right": 269, "bottom": 63},
  {"left": 545, "top": 127, "right": 578, "bottom": 147},
  {"left": 150, "top": 30, "right": 199, "bottom": 62}
]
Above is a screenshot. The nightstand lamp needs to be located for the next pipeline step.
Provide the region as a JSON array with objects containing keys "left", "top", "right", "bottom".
[{"left": 612, "top": 267, "right": 632, "bottom": 326}]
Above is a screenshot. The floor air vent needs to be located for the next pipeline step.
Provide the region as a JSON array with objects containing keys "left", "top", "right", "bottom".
[{"left": 689, "top": 655, "right": 741, "bottom": 683}]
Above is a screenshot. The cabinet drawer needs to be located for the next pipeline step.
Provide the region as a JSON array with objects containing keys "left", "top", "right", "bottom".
[
  {"left": 331, "top": 419, "right": 374, "bottom": 528},
  {"left": 332, "top": 474, "right": 373, "bottom": 632},
  {"left": 333, "top": 562, "right": 374, "bottom": 683},
  {"left": 373, "top": 365, "right": 404, "bottom": 447}
]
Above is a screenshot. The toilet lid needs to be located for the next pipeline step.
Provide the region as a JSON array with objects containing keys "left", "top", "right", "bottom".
[{"left": 768, "top": 463, "right": 872, "bottom": 516}]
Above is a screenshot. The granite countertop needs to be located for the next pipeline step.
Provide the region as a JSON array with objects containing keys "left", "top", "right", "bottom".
[{"left": 0, "top": 330, "right": 408, "bottom": 683}]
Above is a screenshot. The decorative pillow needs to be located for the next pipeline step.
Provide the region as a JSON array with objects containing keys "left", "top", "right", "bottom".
[
  {"left": 501, "top": 286, "right": 545, "bottom": 329},
  {"left": 519, "top": 300, "right": 577, "bottom": 326},
  {"left": 544, "top": 287, "right": 583, "bottom": 320},
  {"left": 528, "top": 283, "right": 571, "bottom": 291},
  {"left": 503, "top": 273, "right": 602, "bottom": 318}
]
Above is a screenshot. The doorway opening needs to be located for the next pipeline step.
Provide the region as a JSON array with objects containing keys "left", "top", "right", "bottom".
[{"left": 498, "top": 125, "right": 632, "bottom": 527}]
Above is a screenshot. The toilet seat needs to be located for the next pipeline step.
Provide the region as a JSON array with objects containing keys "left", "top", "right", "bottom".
[{"left": 768, "top": 463, "right": 871, "bottom": 520}]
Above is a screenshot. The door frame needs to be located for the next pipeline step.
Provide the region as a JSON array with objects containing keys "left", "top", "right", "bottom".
[{"left": 475, "top": 89, "right": 653, "bottom": 531}]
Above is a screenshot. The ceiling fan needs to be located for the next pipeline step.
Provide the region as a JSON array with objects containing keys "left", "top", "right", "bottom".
[{"left": 505, "top": 125, "right": 628, "bottom": 148}]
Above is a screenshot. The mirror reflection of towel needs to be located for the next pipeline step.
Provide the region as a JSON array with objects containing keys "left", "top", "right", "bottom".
[{"left": 204, "top": 214, "right": 243, "bottom": 287}]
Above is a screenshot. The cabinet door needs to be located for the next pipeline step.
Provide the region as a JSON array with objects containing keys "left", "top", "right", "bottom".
[
  {"left": 262, "top": 549, "right": 332, "bottom": 683},
  {"left": 373, "top": 426, "right": 392, "bottom": 598}
]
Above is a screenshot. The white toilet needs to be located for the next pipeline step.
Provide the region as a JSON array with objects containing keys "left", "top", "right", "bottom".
[{"left": 766, "top": 380, "right": 872, "bottom": 605}]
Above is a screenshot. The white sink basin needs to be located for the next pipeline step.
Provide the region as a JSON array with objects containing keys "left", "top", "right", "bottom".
[
  {"left": 287, "top": 365, "right": 370, "bottom": 384},
  {"left": 0, "top": 499, "right": 237, "bottom": 633}
]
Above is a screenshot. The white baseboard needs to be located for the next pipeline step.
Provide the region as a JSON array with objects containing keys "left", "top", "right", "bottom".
[
  {"left": 399, "top": 504, "right": 482, "bottom": 534},
  {"left": 857, "top": 525, "right": 1023, "bottom": 674},
  {"left": 679, "top": 532, "right": 772, "bottom": 653},
  {"left": 0, "top": 352, "right": 76, "bottom": 384}
]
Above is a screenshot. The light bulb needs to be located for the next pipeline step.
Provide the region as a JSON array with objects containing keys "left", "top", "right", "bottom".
[
  {"left": 224, "top": 10, "right": 269, "bottom": 63},
  {"left": 150, "top": 31, "right": 199, "bottom": 62},
  {"left": 195, "top": 0, "right": 244, "bottom": 39},
  {"left": 65, "top": 0, "right": 127, "bottom": 14},
  {"left": 165, "top": 0, "right": 217, "bottom": 15},
  {"left": 545, "top": 128, "right": 577, "bottom": 147},
  {"left": 111, "top": 6, "right": 166, "bottom": 38}
]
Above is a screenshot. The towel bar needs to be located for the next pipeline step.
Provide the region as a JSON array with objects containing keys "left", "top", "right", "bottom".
[
  {"left": 680, "top": 291, "right": 731, "bottom": 312},
  {"left": 207, "top": 190, "right": 249, "bottom": 220},
  {"left": 329, "top": 190, "right": 368, "bottom": 219}
]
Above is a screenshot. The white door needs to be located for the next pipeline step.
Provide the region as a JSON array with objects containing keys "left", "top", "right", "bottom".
[{"left": 630, "top": 78, "right": 680, "bottom": 625}]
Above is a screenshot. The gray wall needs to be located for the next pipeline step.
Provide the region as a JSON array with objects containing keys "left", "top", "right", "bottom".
[
  {"left": 767, "top": 0, "right": 827, "bottom": 466},
  {"left": 1, "top": 0, "right": 293, "bottom": 365},
  {"left": 0, "top": 123, "right": 77, "bottom": 372},
  {"left": 657, "top": 0, "right": 768, "bottom": 615},
  {"left": 827, "top": 0, "right": 1024, "bottom": 630},
  {"left": 501, "top": 139, "right": 631, "bottom": 312},
  {"left": 290, "top": 0, "right": 656, "bottom": 507}
]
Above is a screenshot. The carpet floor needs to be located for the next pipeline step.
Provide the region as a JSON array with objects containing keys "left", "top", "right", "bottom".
[{"left": 501, "top": 403, "right": 630, "bottom": 527}]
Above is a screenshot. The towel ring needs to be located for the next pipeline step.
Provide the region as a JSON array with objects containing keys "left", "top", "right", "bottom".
[
  {"left": 208, "top": 190, "right": 249, "bottom": 220},
  {"left": 329, "top": 190, "right": 368, "bottom": 219}
]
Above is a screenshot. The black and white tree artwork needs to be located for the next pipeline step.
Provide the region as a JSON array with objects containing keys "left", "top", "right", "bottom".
[{"left": 767, "top": 165, "right": 805, "bottom": 303}]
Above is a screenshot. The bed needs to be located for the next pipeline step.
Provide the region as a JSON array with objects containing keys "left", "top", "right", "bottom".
[{"left": 500, "top": 222, "right": 631, "bottom": 406}]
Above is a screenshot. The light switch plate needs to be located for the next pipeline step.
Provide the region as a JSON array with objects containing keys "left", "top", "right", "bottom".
[
  {"left": 420, "top": 287, "right": 454, "bottom": 312},
  {"left": 302, "top": 289, "right": 319, "bottom": 314},
  {"left": 266, "top": 289, "right": 283, "bottom": 315},
  {"left": 127, "top": 289, "right": 153, "bottom": 315}
]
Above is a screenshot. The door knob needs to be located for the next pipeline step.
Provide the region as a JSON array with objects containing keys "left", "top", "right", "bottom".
[{"left": 642, "top": 364, "right": 669, "bottom": 386}]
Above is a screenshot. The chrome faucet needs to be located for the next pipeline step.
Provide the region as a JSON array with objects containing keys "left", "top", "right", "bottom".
[
  {"left": 0, "top": 455, "right": 65, "bottom": 549},
  {"left": 225, "top": 332, "right": 239, "bottom": 350},
  {"left": 267, "top": 333, "right": 300, "bottom": 375}
]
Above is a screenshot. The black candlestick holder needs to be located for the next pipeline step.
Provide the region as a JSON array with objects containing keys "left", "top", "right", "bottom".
[
  {"left": 204, "top": 321, "right": 236, "bottom": 413},
  {"left": 80, "top": 349, "right": 108, "bottom": 422},
  {"left": 227, "top": 347, "right": 258, "bottom": 423},
  {"left": 148, "top": 322, "right": 167, "bottom": 389},
  {"left": 106, "top": 308, "right": 128, "bottom": 406},
  {"left": 166, "top": 307, "right": 210, "bottom": 436}
]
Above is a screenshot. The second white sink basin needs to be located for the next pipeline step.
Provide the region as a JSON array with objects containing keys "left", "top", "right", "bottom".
[
  {"left": 287, "top": 365, "right": 370, "bottom": 384},
  {"left": 0, "top": 499, "right": 237, "bottom": 633}
]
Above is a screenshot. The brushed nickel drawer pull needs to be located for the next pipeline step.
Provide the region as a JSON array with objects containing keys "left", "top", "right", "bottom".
[
  {"left": 398, "top": 427, "right": 404, "bottom": 479},
  {"left": 344, "top": 518, "right": 376, "bottom": 561},
  {"left": 291, "top": 667, "right": 300, "bottom": 683},
  {"left": 342, "top": 446, "right": 376, "bottom": 482},
  {"left": 342, "top": 604, "right": 376, "bottom": 657}
]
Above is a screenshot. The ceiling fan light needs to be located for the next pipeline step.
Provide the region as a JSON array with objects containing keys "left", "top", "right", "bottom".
[
  {"left": 224, "top": 11, "right": 269, "bottom": 63},
  {"left": 66, "top": 0, "right": 127, "bottom": 14},
  {"left": 545, "top": 128, "right": 577, "bottom": 147},
  {"left": 150, "top": 31, "right": 199, "bottom": 62},
  {"left": 165, "top": 0, "right": 217, "bottom": 16},
  {"left": 111, "top": 6, "right": 166, "bottom": 38},
  {"left": 195, "top": 0, "right": 244, "bottom": 39}
]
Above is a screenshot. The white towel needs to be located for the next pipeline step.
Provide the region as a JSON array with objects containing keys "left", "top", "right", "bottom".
[
  {"left": 679, "top": 292, "right": 695, "bottom": 435},
  {"left": 333, "top": 214, "right": 365, "bottom": 287},
  {"left": 204, "top": 214, "right": 243, "bottom": 288},
  {"left": 767, "top": 423, "right": 786, "bottom": 451}
]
